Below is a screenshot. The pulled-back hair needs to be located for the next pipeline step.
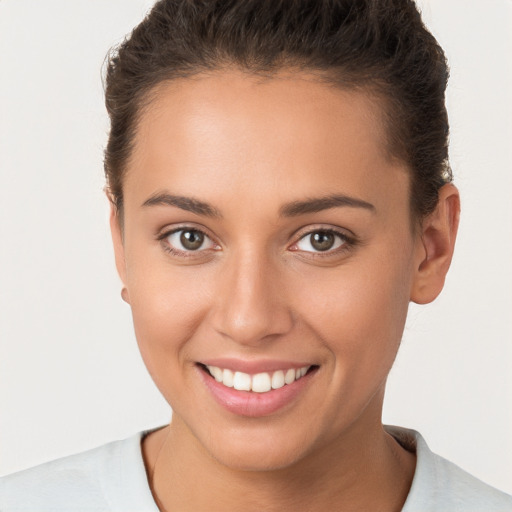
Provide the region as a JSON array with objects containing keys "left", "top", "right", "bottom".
[{"left": 104, "top": 0, "right": 451, "bottom": 220}]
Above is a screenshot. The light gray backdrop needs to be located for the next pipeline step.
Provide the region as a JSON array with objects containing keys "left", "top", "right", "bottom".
[{"left": 0, "top": 0, "right": 511, "bottom": 494}]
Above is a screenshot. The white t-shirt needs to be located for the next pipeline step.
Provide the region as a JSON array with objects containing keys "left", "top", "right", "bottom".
[{"left": 1, "top": 426, "right": 511, "bottom": 511}]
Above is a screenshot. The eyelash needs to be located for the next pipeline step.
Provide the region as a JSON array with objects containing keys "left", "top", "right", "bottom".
[
  {"left": 290, "top": 228, "right": 356, "bottom": 259},
  {"left": 157, "top": 226, "right": 219, "bottom": 258},
  {"left": 157, "top": 226, "right": 357, "bottom": 259}
]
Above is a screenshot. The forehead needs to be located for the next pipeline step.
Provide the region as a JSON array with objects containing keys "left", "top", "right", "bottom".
[{"left": 125, "top": 69, "right": 409, "bottom": 217}]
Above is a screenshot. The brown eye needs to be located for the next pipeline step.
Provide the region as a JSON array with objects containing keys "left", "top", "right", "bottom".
[
  {"left": 310, "top": 232, "right": 335, "bottom": 251},
  {"left": 180, "top": 230, "right": 204, "bottom": 250},
  {"left": 164, "top": 228, "right": 217, "bottom": 253},
  {"left": 295, "top": 229, "right": 347, "bottom": 254}
]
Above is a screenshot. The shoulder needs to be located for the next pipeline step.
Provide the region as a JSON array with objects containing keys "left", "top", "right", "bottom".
[
  {"left": 386, "top": 426, "right": 512, "bottom": 512},
  {"left": 0, "top": 432, "right": 158, "bottom": 512}
]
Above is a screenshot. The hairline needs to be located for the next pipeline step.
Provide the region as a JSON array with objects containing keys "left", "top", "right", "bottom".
[{"left": 110, "top": 64, "right": 420, "bottom": 232}]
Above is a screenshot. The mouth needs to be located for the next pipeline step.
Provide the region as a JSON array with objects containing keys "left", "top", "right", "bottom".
[
  {"left": 196, "top": 361, "right": 319, "bottom": 417},
  {"left": 199, "top": 363, "right": 317, "bottom": 393}
]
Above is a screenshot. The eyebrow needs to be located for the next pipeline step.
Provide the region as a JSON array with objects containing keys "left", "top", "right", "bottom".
[
  {"left": 142, "top": 193, "right": 222, "bottom": 218},
  {"left": 142, "top": 192, "right": 375, "bottom": 218},
  {"left": 279, "top": 194, "right": 376, "bottom": 216}
]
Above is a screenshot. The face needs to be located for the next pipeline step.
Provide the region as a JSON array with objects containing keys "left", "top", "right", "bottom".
[{"left": 113, "top": 70, "right": 425, "bottom": 471}]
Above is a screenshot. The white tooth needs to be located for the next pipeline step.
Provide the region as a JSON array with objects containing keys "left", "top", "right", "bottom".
[
  {"left": 284, "top": 368, "right": 296, "bottom": 385},
  {"left": 300, "top": 366, "right": 308, "bottom": 377},
  {"left": 295, "top": 368, "right": 301, "bottom": 379},
  {"left": 222, "top": 369, "right": 234, "bottom": 387},
  {"left": 271, "top": 370, "right": 285, "bottom": 389},
  {"left": 208, "top": 365, "right": 223, "bottom": 382},
  {"left": 252, "top": 373, "right": 272, "bottom": 393},
  {"left": 233, "top": 371, "right": 251, "bottom": 391}
]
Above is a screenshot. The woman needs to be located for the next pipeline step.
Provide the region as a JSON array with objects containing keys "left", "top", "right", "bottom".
[{"left": 1, "top": 0, "right": 511, "bottom": 510}]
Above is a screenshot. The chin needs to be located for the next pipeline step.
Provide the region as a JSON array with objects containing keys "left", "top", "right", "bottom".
[
  {"left": 210, "top": 443, "right": 305, "bottom": 472},
  {"left": 199, "top": 424, "right": 316, "bottom": 472}
]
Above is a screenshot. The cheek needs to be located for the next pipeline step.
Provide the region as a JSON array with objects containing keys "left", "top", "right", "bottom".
[
  {"left": 295, "top": 252, "right": 413, "bottom": 379},
  {"left": 126, "top": 258, "right": 213, "bottom": 388}
]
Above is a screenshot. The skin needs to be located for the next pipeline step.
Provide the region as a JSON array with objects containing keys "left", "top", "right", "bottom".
[{"left": 110, "top": 69, "right": 460, "bottom": 511}]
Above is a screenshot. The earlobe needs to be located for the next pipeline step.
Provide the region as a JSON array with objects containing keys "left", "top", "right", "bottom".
[
  {"left": 121, "top": 286, "right": 130, "bottom": 303},
  {"left": 410, "top": 184, "right": 460, "bottom": 305},
  {"left": 109, "top": 204, "right": 130, "bottom": 304}
]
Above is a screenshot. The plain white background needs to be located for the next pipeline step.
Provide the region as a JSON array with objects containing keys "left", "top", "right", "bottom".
[{"left": 1, "top": 0, "right": 511, "bottom": 495}]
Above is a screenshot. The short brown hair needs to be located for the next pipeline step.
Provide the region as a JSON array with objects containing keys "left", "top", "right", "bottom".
[{"left": 104, "top": 0, "right": 451, "bottom": 219}]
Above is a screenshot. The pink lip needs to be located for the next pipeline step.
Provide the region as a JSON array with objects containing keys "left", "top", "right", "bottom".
[
  {"left": 197, "top": 364, "right": 317, "bottom": 417},
  {"left": 200, "top": 357, "right": 312, "bottom": 374}
]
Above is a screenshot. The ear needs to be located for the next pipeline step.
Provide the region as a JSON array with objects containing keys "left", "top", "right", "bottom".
[
  {"left": 109, "top": 203, "right": 130, "bottom": 304},
  {"left": 410, "top": 184, "right": 460, "bottom": 304}
]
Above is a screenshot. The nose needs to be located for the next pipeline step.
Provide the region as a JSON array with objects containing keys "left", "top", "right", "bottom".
[{"left": 210, "top": 249, "right": 294, "bottom": 346}]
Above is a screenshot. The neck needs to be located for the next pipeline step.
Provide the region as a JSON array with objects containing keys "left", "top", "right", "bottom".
[{"left": 143, "top": 416, "right": 415, "bottom": 512}]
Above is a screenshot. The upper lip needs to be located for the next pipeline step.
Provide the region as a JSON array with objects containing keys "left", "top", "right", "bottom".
[{"left": 199, "top": 358, "right": 316, "bottom": 374}]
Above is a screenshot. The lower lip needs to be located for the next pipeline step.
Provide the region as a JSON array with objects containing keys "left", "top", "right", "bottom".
[{"left": 198, "top": 366, "right": 316, "bottom": 417}]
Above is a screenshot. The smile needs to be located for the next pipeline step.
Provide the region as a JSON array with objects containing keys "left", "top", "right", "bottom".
[
  {"left": 198, "top": 361, "right": 319, "bottom": 417},
  {"left": 205, "top": 365, "right": 311, "bottom": 393}
]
